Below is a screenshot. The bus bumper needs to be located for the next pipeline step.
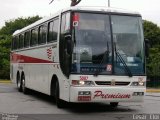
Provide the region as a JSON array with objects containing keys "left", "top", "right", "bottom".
[{"left": 69, "top": 86, "right": 145, "bottom": 103}]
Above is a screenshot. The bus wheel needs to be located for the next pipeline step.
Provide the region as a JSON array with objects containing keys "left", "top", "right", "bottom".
[
  {"left": 110, "top": 102, "right": 119, "bottom": 108},
  {"left": 21, "top": 75, "right": 29, "bottom": 94},
  {"left": 55, "top": 81, "right": 65, "bottom": 108},
  {"left": 17, "top": 74, "right": 22, "bottom": 92}
]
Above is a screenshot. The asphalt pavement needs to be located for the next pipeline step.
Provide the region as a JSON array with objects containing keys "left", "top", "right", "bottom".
[{"left": 0, "top": 83, "right": 160, "bottom": 120}]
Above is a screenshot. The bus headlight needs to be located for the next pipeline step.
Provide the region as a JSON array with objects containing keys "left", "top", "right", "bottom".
[
  {"left": 131, "top": 81, "right": 145, "bottom": 86},
  {"left": 72, "top": 80, "right": 95, "bottom": 86},
  {"left": 139, "top": 81, "right": 145, "bottom": 86}
]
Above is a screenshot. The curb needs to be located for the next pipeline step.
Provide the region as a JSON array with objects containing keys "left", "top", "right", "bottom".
[
  {"left": 0, "top": 81, "right": 11, "bottom": 83},
  {"left": 146, "top": 89, "right": 160, "bottom": 93}
]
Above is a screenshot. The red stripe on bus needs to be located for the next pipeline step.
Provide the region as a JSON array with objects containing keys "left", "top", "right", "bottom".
[{"left": 11, "top": 53, "right": 53, "bottom": 63}]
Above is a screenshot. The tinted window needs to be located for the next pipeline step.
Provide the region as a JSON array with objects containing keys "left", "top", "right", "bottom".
[
  {"left": 14, "top": 36, "right": 19, "bottom": 50},
  {"left": 53, "top": 19, "right": 59, "bottom": 40},
  {"left": 59, "top": 12, "right": 71, "bottom": 77},
  {"left": 61, "top": 13, "right": 70, "bottom": 33},
  {"left": 19, "top": 34, "right": 24, "bottom": 49},
  {"left": 48, "top": 21, "right": 54, "bottom": 42},
  {"left": 39, "top": 24, "right": 47, "bottom": 44},
  {"left": 24, "top": 31, "right": 30, "bottom": 48},
  {"left": 31, "top": 28, "right": 38, "bottom": 46},
  {"left": 48, "top": 18, "right": 59, "bottom": 42},
  {"left": 111, "top": 15, "right": 145, "bottom": 75},
  {"left": 71, "top": 13, "right": 112, "bottom": 75}
]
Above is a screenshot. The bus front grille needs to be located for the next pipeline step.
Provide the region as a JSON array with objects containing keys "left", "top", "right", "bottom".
[{"left": 95, "top": 81, "right": 130, "bottom": 86}]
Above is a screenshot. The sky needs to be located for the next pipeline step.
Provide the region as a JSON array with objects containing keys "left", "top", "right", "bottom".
[{"left": 0, "top": 0, "right": 160, "bottom": 28}]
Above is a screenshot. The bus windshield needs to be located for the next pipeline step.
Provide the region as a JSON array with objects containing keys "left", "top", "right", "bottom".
[{"left": 71, "top": 12, "right": 145, "bottom": 76}]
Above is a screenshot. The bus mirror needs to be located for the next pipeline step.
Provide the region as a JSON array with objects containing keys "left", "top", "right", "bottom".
[
  {"left": 64, "top": 34, "right": 72, "bottom": 78},
  {"left": 145, "top": 39, "right": 150, "bottom": 58},
  {"left": 65, "top": 35, "right": 72, "bottom": 54}
]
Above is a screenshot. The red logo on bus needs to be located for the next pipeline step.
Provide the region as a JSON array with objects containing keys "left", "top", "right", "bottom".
[
  {"left": 80, "top": 76, "right": 88, "bottom": 81},
  {"left": 47, "top": 47, "right": 52, "bottom": 59},
  {"left": 93, "top": 91, "right": 131, "bottom": 99}
]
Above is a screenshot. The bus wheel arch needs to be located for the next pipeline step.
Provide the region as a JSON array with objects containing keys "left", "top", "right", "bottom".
[{"left": 50, "top": 75, "right": 66, "bottom": 108}]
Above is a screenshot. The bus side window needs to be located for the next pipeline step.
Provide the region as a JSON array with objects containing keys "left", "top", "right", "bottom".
[
  {"left": 59, "top": 12, "right": 71, "bottom": 77},
  {"left": 24, "top": 31, "right": 30, "bottom": 48},
  {"left": 61, "top": 13, "right": 70, "bottom": 33},
  {"left": 31, "top": 28, "right": 38, "bottom": 46},
  {"left": 53, "top": 19, "right": 59, "bottom": 41},
  {"left": 39, "top": 24, "right": 47, "bottom": 45},
  {"left": 12, "top": 37, "right": 15, "bottom": 50},
  {"left": 14, "top": 36, "right": 19, "bottom": 50},
  {"left": 48, "top": 18, "right": 59, "bottom": 43},
  {"left": 19, "top": 34, "right": 24, "bottom": 49}
]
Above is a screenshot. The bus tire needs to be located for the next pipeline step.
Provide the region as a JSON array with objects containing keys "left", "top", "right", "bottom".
[
  {"left": 17, "top": 72, "right": 22, "bottom": 92},
  {"left": 21, "top": 75, "right": 29, "bottom": 94},
  {"left": 55, "top": 81, "right": 66, "bottom": 108},
  {"left": 110, "top": 102, "right": 119, "bottom": 108}
]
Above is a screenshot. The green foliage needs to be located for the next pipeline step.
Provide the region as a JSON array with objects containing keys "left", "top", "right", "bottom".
[
  {"left": 0, "top": 16, "right": 41, "bottom": 79},
  {"left": 143, "top": 20, "right": 160, "bottom": 47},
  {"left": 0, "top": 36, "right": 11, "bottom": 79},
  {"left": 0, "top": 16, "right": 41, "bottom": 35},
  {"left": 143, "top": 20, "right": 160, "bottom": 77},
  {"left": 147, "top": 47, "right": 160, "bottom": 76}
]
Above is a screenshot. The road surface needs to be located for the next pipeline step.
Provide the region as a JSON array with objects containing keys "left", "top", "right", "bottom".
[{"left": 0, "top": 83, "right": 160, "bottom": 120}]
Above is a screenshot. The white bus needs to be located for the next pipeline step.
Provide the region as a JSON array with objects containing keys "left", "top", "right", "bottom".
[{"left": 11, "top": 6, "right": 146, "bottom": 108}]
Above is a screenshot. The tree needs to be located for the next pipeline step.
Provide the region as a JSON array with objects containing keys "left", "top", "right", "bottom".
[
  {"left": 0, "top": 35, "right": 11, "bottom": 79},
  {"left": 143, "top": 20, "right": 160, "bottom": 78},
  {"left": 0, "top": 16, "right": 41, "bottom": 36},
  {"left": 143, "top": 20, "right": 160, "bottom": 47},
  {"left": 0, "top": 16, "right": 41, "bottom": 79}
]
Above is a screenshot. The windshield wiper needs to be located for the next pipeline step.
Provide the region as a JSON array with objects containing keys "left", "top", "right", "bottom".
[
  {"left": 94, "top": 42, "right": 109, "bottom": 76},
  {"left": 114, "top": 43, "right": 132, "bottom": 77}
]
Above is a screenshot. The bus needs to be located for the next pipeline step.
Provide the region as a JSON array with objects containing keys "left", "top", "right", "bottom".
[{"left": 11, "top": 6, "right": 146, "bottom": 108}]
